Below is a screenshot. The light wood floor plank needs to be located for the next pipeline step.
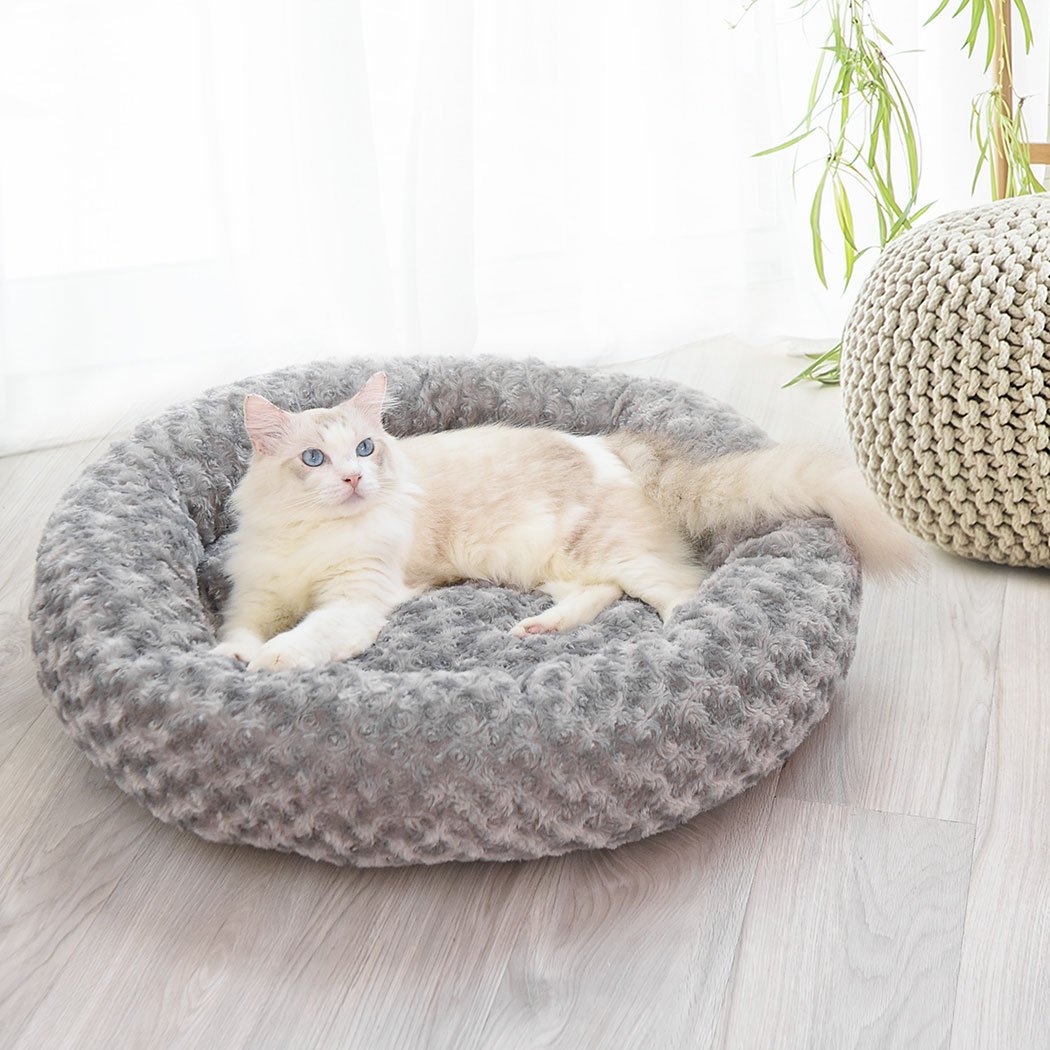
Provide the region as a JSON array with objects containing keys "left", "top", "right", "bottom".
[
  {"left": 0, "top": 721, "right": 157, "bottom": 1046},
  {"left": 714, "top": 797, "right": 973, "bottom": 1050},
  {"left": 472, "top": 778, "right": 777, "bottom": 1050},
  {"left": 10, "top": 783, "right": 777, "bottom": 1050},
  {"left": 949, "top": 568, "right": 1050, "bottom": 1050},
  {"left": 10, "top": 834, "right": 445, "bottom": 1050},
  {"left": 778, "top": 554, "right": 1005, "bottom": 823}
]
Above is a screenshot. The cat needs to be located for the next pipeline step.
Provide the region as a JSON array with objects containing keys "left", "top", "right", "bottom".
[{"left": 213, "top": 371, "right": 914, "bottom": 671}]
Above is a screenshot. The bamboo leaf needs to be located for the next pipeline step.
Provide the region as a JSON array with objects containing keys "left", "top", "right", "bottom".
[
  {"left": 965, "top": 0, "right": 984, "bottom": 58},
  {"left": 753, "top": 129, "right": 816, "bottom": 157},
  {"left": 908, "top": 201, "right": 936, "bottom": 224},
  {"left": 830, "top": 10, "right": 844, "bottom": 52},
  {"left": 982, "top": 0, "right": 996, "bottom": 71},
  {"left": 840, "top": 70, "right": 852, "bottom": 129},
  {"left": 1014, "top": 0, "right": 1034, "bottom": 50},
  {"left": 832, "top": 176, "right": 857, "bottom": 285},
  {"left": 886, "top": 200, "right": 934, "bottom": 240},
  {"left": 867, "top": 97, "right": 887, "bottom": 168},
  {"left": 870, "top": 165, "right": 904, "bottom": 222},
  {"left": 904, "top": 116, "right": 920, "bottom": 190},
  {"left": 924, "top": 0, "right": 954, "bottom": 26},
  {"left": 784, "top": 344, "right": 842, "bottom": 388},
  {"left": 875, "top": 199, "right": 889, "bottom": 244},
  {"left": 806, "top": 46, "right": 829, "bottom": 122},
  {"left": 810, "top": 171, "right": 829, "bottom": 288}
]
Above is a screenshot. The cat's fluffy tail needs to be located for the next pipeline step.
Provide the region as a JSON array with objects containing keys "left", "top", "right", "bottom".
[{"left": 606, "top": 434, "right": 917, "bottom": 578}]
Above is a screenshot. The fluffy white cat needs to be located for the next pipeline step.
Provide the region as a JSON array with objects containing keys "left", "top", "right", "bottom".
[{"left": 214, "top": 372, "right": 914, "bottom": 671}]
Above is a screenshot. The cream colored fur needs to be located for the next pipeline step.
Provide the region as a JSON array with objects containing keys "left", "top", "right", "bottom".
[{"left": 215, "top": 373, "right": 914, "bottom": 671}]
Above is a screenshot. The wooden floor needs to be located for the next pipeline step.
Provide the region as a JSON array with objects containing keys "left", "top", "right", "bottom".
[{"left": 2, "top": 342, "right": 1047, "bottom": 1049}]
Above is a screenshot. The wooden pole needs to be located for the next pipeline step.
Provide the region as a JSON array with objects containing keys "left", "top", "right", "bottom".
[{"left": 992, "top": 0, "right": 1013, "bottom": 199}]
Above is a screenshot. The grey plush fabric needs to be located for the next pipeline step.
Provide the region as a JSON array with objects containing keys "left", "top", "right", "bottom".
[{"left": 30, "top": 356, "right": 861, "bottom": 867}]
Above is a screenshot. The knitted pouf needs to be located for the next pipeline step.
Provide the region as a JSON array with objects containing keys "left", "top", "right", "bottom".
[
  {"left": 30, "top": 356, "right": 861, "bottom": 868},
  {"left": 842, "top": 195, "right": 1050, "bottom": 567}
]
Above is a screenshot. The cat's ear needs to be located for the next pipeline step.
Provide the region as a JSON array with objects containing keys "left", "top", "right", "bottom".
[
  {"left": 347, "top": 372, "right": 387, "bottom": 427},
  {"left": 243, "top": 394, "right": 292, "bottom": 455}
]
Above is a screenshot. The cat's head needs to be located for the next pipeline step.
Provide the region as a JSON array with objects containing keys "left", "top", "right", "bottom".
[{"left": 239, "top": 372, "right": 404, "bottom": 518}]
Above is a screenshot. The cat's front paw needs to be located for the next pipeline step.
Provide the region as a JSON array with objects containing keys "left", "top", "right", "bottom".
[
  {"left": 247, "top": 635, "right": 319, "bottom": 672},
  {"left": 213, "top": 630, "right": 264, "bottom": 664}
]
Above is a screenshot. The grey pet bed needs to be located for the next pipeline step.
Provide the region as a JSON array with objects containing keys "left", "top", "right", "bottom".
[{"left": 31, "top": 356, "right": 860, "bottom": 867}]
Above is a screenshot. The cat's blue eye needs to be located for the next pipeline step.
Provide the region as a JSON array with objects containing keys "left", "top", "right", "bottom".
[
  {"left": 301, "top": 448, "right": 325, "bottom": 467},
  {"left": 356, "top": 438, "right": 374, "bottom": 457}
]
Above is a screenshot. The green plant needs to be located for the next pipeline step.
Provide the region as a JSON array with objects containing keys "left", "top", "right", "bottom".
[
  {"left": 762, "top": 0, "right": 1045, "bottom": 387},
  {"left": 971, "top": 89, "right": 1046, "bottom": 198},
  {"left": 928, "top": 0, "right": 1030, "bottom": 68},
  {"left": 934, "top": 0, "right": 1044, "bottom": 197},
  {"left": 759, "top": 0, "right": 931, "bottom": 385}
]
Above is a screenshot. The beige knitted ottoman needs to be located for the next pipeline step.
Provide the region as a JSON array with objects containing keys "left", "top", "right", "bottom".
[{"left": 842, "top": 195, "right": 1050, "bottom": 567}]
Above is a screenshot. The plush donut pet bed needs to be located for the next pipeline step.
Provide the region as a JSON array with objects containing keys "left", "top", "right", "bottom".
[{"left": 30, "top": 357, "right": 861, "bottom": 867}]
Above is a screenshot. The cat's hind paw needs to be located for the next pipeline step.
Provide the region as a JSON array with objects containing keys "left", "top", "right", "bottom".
[{"left": 509, "top": 615, "right": 561, "bottom": 639}]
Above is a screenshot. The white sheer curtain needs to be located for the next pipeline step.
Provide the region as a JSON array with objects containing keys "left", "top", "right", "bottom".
[{"left": 1, "top": 0, "right": 1045, "bottom": 452}]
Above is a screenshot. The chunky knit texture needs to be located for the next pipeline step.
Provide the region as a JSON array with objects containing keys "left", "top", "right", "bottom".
[
  {"left": 30, "top": 357, "right": 861, "bottom": 867},
  {"left": 842, "top": 195, "right": 1050, "bottom": 567}
]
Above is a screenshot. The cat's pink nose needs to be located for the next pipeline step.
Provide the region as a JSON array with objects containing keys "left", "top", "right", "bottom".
[{"left": 343, "top": 473, "right": 361, "bottom": 491}]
